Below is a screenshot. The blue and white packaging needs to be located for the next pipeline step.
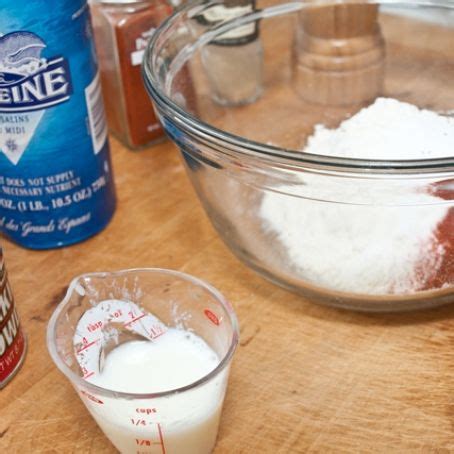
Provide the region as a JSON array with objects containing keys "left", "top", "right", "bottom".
[{"left": 0, "top": 0, "right": 116, "bottom": 249}]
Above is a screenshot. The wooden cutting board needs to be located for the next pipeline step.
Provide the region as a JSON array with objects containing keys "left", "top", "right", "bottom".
[
  {"left": 1, "top": 135, "right": 454, "bottom": 453},
  {"left": 2, "top": 9, "right": 454, "bottom": 454}
]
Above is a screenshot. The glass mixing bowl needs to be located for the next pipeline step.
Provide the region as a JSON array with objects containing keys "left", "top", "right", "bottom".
[{"left": 143, "top": 0, "right": 454, "bottom": 312}]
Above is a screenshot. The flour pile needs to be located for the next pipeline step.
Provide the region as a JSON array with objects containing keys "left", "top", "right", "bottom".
[
  {"left": 305, "top": 98, "right": 454, "bottom": 160},
  {"left": 260, "top": 98, "right": 453, "bottom": 295}
]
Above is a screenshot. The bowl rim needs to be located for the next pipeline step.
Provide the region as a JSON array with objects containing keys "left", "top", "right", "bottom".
[{"left": 143, "top": 0, "right": 454, "bottom": 172}]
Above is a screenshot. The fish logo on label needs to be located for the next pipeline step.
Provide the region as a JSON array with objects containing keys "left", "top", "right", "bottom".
[{"left": 0, "top": 31, "right": 73, "bottom": 165}]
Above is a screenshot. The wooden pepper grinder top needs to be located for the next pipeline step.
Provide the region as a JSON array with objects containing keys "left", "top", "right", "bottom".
[{"left": 292, "top": 4, "right": 385, "bottom": 106}]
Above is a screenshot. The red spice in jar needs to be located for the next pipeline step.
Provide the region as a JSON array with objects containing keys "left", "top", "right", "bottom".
[{"left": 91, "top": 0, "right": 172, "bottom": 149}]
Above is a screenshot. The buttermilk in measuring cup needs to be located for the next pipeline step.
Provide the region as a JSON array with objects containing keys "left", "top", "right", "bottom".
[{"left": 75, "top": 300, "right": 227, "bottom": 454}]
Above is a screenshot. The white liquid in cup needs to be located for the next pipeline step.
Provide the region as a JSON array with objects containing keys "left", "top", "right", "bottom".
[{"left": 81, "top": 328, "right": 228, "bottom": 454}]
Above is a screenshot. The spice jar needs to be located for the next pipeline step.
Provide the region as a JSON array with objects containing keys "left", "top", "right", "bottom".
[
  {"left": 196, "top": 0, "right": 263, "bottom": 106},
  {"left": 90, "top": 0, "right": 173, "bottom": 149}
]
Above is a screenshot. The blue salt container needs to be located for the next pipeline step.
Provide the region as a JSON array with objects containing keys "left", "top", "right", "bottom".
[{"left": 0, "top": 0, "right": 116, "bottom": 249}]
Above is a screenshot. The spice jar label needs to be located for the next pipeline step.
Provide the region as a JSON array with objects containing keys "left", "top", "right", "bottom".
[
  {"left": 130, "top": 27, "right": 156, "bottom": 67},
  {"left": 195, "top": 1, "right": 259, "bottom": 45},
  {"left": 114, "top": 15, "right": 165, "bottom": 147},
  {"left": 202, "top": 5, "right": 256, "bottom": 42}
]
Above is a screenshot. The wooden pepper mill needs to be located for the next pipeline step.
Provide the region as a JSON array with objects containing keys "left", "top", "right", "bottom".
[{"left": 292, "top": 3, "right": 385, "bottom": 106}]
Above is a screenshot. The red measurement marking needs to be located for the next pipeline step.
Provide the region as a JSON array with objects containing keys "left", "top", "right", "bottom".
[
  {"left": 136, "top": 407, "right": 157, "bottom": 415},
  {"left": 77, "top": 339, "right": 98, "bottom": 354},
  {"left": 80, "top": 390, "right": 104, "bottom": 404},
  {"left": 87, "top": 320, "right": 103, "bottom": 332},
  {"left": 204, "top": 309, "right": 220, "bottom": 326},
  {"left": 124, "top": 313, "right": 146, "bottom": 327},
  {"left": 158, "top": 423, "right": 166, "bottom": 454},
  {"left": 111, "top": 310, "right": 123, "bottom": 318},
  {"left": 150, "top": 328, "right": 165, "bottom": 340},
  {"left": 83, "top": 371, "right": 95, "bottom": 380},
  {"left": 130, "top": 418, "right": 147, "bottom": 427},
  {"left": 135, "top": 439, "right": 162, "bottom": 447}
]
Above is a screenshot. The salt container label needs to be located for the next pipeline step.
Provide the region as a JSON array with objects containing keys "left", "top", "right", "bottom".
[
  {"left": 0, "top": 32, "right": 73, "bottom": 164},
  {"left": 0, "top": 0, "right": 115, "bottom": 249}
]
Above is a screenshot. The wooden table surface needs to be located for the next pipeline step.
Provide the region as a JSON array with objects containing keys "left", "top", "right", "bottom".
[{"left": 1, "top": 134, "right": 454, "bottom": 454}]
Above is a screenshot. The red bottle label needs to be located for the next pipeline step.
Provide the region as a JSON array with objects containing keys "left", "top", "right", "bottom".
[{"left": 0, "top": 255, "right": 25, "bottom": 387}]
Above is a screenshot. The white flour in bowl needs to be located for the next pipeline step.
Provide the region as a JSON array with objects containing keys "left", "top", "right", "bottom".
[
  {"left": 304, "top": 98, "right": 454, "bottom": 160},
  {"left": 260, "top": 98, "right": 454, "bottom": 295}
]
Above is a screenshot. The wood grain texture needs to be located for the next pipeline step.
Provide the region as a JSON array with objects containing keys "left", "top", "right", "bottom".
[
  {"left": 1, "top": 137, "right": 454, "bottom": 454},
  {"left": 294, "top": 4, "right": 385, "bottom": 105},
  {"left": 2, "top": 12, "right": 454, "bottom": 454}
]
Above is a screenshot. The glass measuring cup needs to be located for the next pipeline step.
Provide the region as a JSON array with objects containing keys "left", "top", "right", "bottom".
[{"left": 47, "top": 268, "right": 239, "bottom": 454}]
